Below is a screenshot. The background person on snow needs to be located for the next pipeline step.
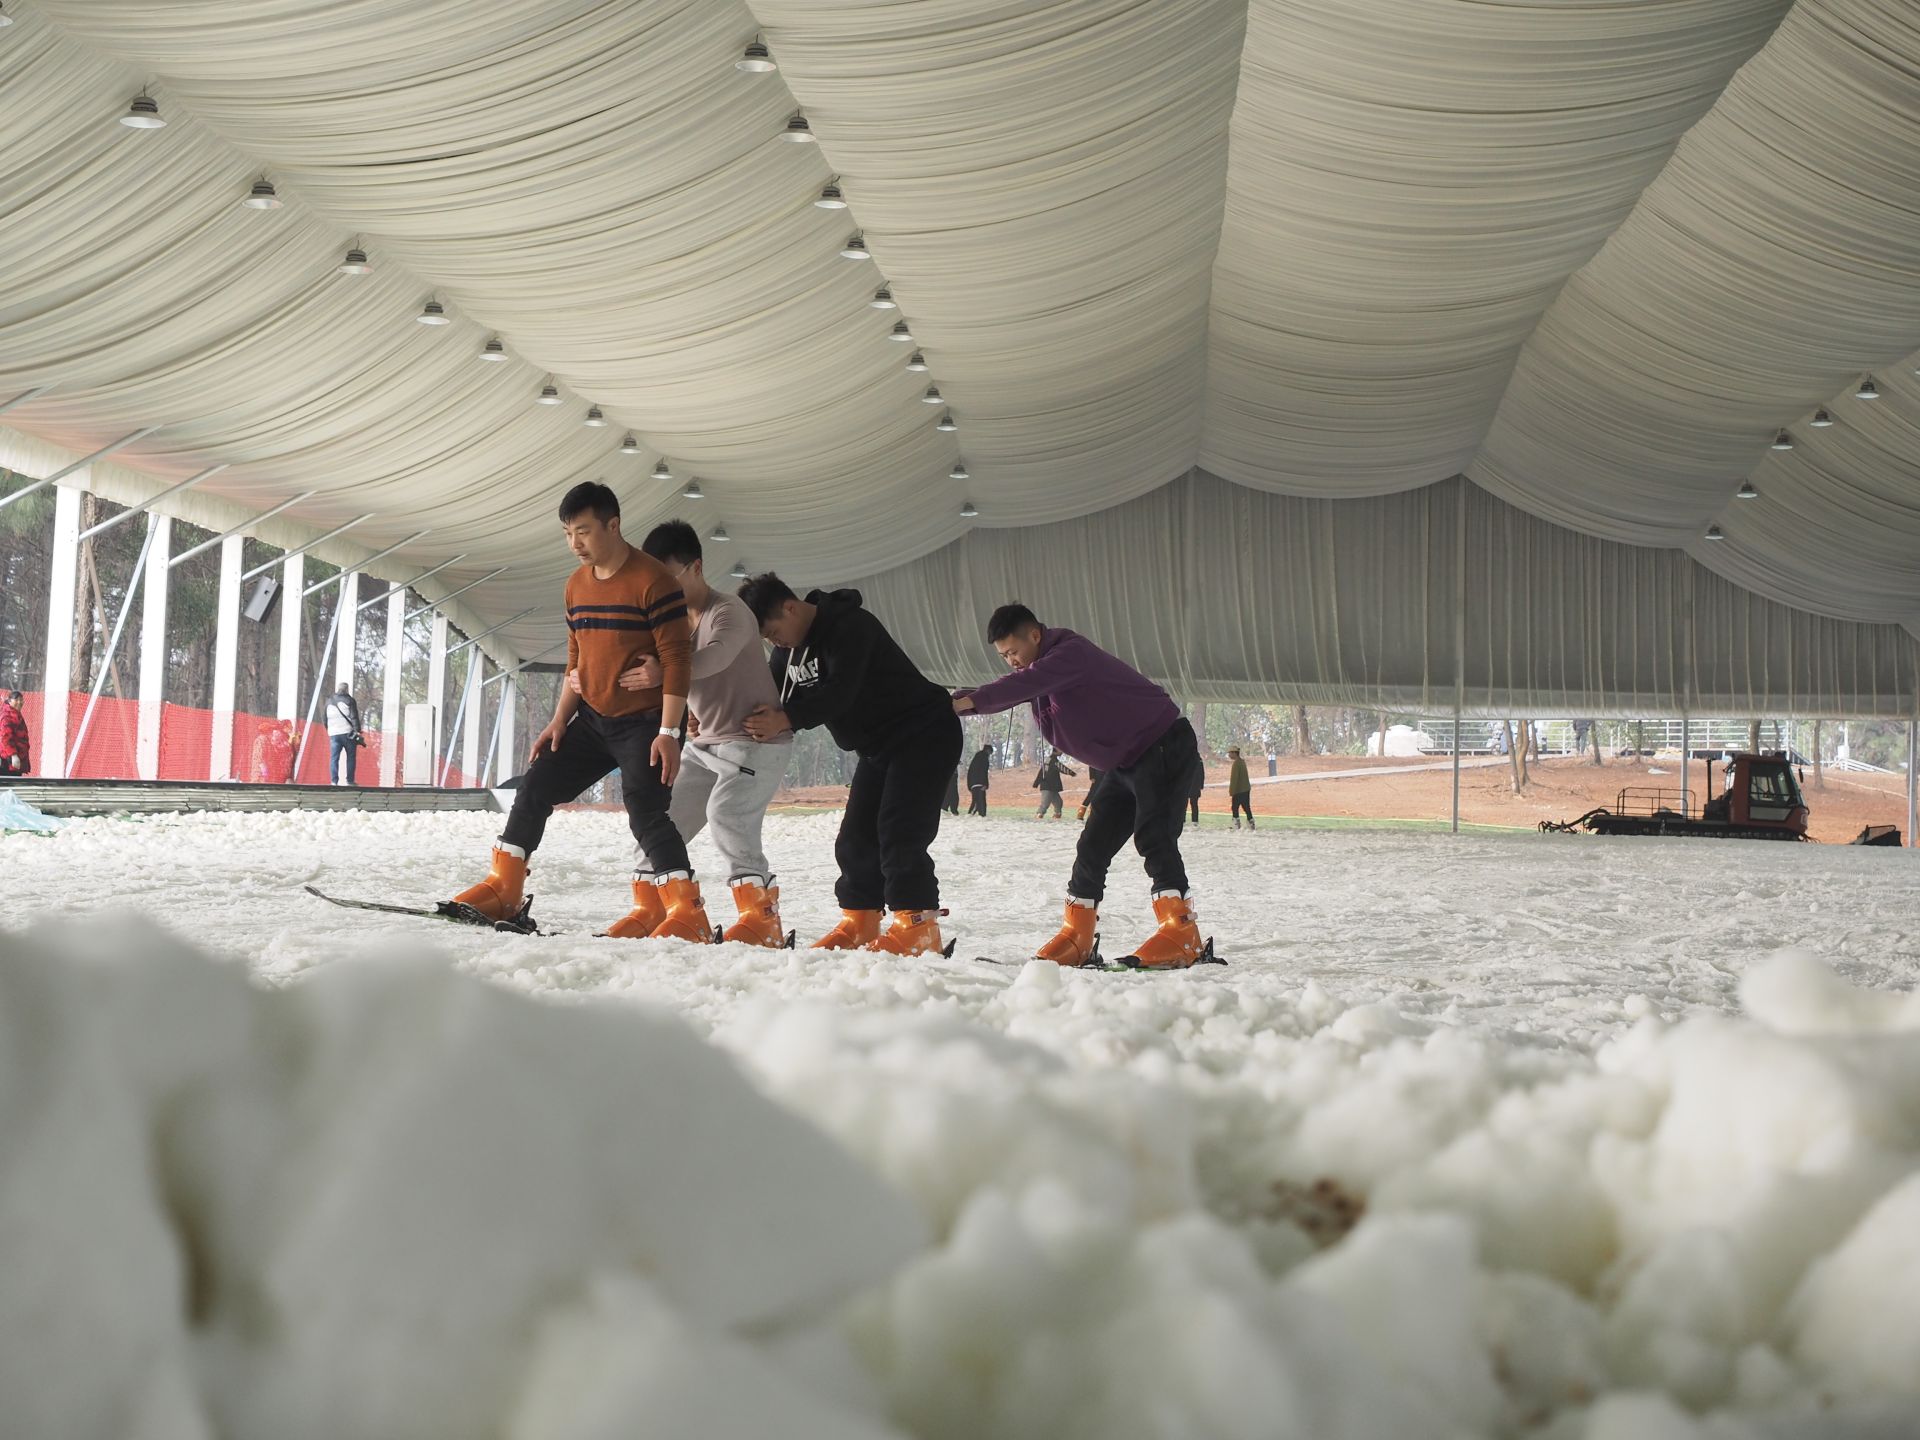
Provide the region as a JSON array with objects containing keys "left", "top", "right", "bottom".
[
  {"left": 953, "top": 603, "right": 1207, "bottom": 969},
  {"left": 739, "top": 575, "right": 962, "bottom": 957},
  {"left": 966, "top": 744, "right": 992, "bottom": 816},
  {"left": 1034, "top": 750, "right": 1075, "bottom": 818},
  {"left": 325, "top": 682, "right": 364, "bottom": 785},
  {"left": 567, "top": 519, "right": 793, "bottom": 947},
  {"left": 448, "top": 483, "right": 708, "bottom": 940}
]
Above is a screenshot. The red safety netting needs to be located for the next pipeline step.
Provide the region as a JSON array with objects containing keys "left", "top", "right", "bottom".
[{"left": 8, "top": 690, "right": 479, "bottom": 788}]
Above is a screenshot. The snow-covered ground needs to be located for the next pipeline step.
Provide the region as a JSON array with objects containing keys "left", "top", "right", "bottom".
[{"left": 4, "top": 806, "right": 1919, "bottom": 1439}]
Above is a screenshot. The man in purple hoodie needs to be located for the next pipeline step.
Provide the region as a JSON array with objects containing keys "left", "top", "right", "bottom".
[{"left": 953, "top": 604, "right": 1208, "bottom": 969}]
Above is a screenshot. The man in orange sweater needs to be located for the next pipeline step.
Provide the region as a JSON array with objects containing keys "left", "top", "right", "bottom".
[{"left": 447, "top": 482, "right": 708, "bottom": 940}]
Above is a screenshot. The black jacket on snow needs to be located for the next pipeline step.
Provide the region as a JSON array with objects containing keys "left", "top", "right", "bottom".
[
  {"left": 769, "top": 588, "right": 949, "bottom": 756},
  {"left": 967, "top": 748, "right": 991, "bottom": 789}
]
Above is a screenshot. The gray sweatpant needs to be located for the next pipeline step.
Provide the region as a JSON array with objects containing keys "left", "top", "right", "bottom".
[{"left": 641, "top": 738, "right": 789, "bottom": 885}]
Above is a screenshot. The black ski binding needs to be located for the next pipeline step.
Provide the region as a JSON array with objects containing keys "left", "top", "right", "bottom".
[{"left": 1111, "top": 936, "right": 1221, "bottom": 970}]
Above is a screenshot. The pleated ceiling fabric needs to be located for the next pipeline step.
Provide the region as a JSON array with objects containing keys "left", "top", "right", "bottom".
[{"left": 0, "top": 0, "right": 1915, "bottom": 699}]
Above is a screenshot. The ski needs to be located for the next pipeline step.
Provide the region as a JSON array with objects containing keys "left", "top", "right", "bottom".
[
  {"left": 303, "top": 885, "right": 548, "bottom": 935},
  {"left": 973, "top": 936, "right": 1223, "bottom": 971}
]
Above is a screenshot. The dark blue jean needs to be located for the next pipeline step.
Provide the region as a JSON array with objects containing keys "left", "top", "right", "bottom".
[{"left": 330, "top": 735, "right": 358, "bottom": 785}]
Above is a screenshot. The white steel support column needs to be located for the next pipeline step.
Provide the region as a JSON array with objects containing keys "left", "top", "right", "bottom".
[
  {"left": 462, "top": 654, "right": 483, "bottom": 785},
  {"left": 427, "top": 613, "right": 449, "bottom": 764},
  {"left": 276, "top": 552, "right": 304, "bottom": 720},
  {"left": 209, "top": 534, "right": 242, "bottom": 780},
  {"left": 1907, "top": 712, "right": 1916, "bottom": 850},
  {"left": 496, "top": 676, "right": 517, "bottom": 785},
  {"left": 379, "top": 587, "right": 405, "bottom": 786},
  {"left": 335, "top": 571, "right": 359, "bottom": 690},
  {"left": 136, "top": 515, "right": 172, "bottom": 778},
  {"left": 39, "top": 484, "right": 83, "bottom": 778}
]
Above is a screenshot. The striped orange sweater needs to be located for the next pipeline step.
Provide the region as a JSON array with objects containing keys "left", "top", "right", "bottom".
[{"left": 564, "top": 548, "right": 692, "bottom": 718}]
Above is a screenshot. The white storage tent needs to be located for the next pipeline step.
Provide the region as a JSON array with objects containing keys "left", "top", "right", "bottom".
[{"left": 1, "top": 0, "right": 1915, "bottom": 710}]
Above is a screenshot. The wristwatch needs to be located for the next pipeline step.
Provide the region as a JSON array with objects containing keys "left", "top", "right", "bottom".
[{"left": 661, "top": 723, "right": 687, "bottom": 744}]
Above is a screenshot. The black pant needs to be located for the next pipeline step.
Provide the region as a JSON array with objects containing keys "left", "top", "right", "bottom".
[
  {"left": 837, "top": 710, "right": 962, "bottom": 911},
  {"left": 1187, "top": 795, "right": 1200, "bottom": 823},
  {"left": 1069, "top": 719, "right": 1202, "bottom": 902},
  {"left": 967, "top": 785, "right": 988, "bottom": 816},
  {"left": 1232, "top": 793, "right": 1254, "bottom": 826},
  {"left": 501, "top": 705, "right": 690, "bottom": 876}
]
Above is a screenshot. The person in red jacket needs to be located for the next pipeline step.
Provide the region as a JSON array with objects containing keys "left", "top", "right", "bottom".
[{"left": 0, "top": 691, "right": 30, "bottom": 775}]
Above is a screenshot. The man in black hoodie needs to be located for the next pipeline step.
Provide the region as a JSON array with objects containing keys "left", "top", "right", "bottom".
[
  {"left": 966, "top": 744, "right": 992, "bottom": 816},
  {"left": 739, "top": 575, "right": 962, "bottom": 957}
]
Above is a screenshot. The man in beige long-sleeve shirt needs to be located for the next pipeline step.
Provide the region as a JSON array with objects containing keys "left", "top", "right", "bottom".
[{"left": 573, "top": 519, "right": 795, "bottom": 946}]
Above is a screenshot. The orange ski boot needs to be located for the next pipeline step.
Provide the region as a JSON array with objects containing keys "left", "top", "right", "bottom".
[
  {"left": 1118, "top": 891, "right": 1210, "bottom": 970},
  {"left": 602, "top": 877, "right": 666, "bottom": 939},
  {"left": 650, "top": 875, "right": 717, "bottom": 944},
  {"left": 812, "top": 908, "right": 883, "bottom": 951},
  {"left": 723, "top": 880, "right": 792, "bottom": 948},
  {"left": 868, "top": 908, "right": 950, "bottom": 958},
  {"left": 445, "top": 843, "right": 528, "bottom": 924},
  {"left": 1034, "top": 897, "right": 1100, "bottom": 967}
]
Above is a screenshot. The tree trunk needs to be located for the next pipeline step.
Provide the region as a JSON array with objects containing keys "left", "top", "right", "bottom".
[
  {"left": 1293, "top": 705, "right": 1311, "bottom": 756},
  {"left": 1190, "top": 702, "right": 1210, "bottom": 759},
  {"left": 1590, "top": 720, "right": 1603, "bottom": 766},
  {"left": 1748, "top": 719, "right": 1762, "bottom": 754},
  {"left": 70, "top": 494, "right": 99, "bottom": 692},
  {"left": 1812, "top": 720, "right": 1826, "bottom": 790},
  {"left": 1376, "top": 710, "right": 1389, "bottom": 758},
  {"left": 1504, "top": 720, "right": 1526, "bottom": 794},
  {"left": 1634, "top": 720, "right": 1645, "bottom": 759}
]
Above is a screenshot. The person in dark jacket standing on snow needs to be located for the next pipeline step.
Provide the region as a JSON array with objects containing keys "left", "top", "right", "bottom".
[
  {"left": 0, "top": 691, "right": 30, "bottom": 776},
  {"left": 741, "top": 575, "right": 962, "bottom": 957},
  {"left": 954, "top": 603, "right": 1207, "bottom": 969},
  {"left": 1228, "top": 745, "right": 1255, "bottom": 830},
  {"left": 966, "top": 744, "right": 992, "bottom": 816},
  {"left": 944, "top": 768, "right": 961, "bottom": 816},
  {"left": 1033, "top": 751, "right": 1075, "bottom": 818}
]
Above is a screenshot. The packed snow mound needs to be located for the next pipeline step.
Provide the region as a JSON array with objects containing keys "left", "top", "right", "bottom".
[
  {"left": 1365, "top": 724, "right": 1433, "bottom": 757},
  {"left": 0, "top": 916, "right": 923, "bottom": 1440},
  {"left": 7, "top": 810, "right": 1920, "bottom": 1439}
]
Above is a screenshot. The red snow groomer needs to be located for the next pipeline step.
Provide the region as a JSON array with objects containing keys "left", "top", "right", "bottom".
[{"left": 1542, "top": 751, "right": 1810, "bottom": 842}]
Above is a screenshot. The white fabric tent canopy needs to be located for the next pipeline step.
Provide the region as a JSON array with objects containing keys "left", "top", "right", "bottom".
[{"left": 0, "top": 0, "right": 1914, "bottom": 703}]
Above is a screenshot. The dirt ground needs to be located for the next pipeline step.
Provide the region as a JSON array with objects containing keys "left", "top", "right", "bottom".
[{"left": 776, "top": 753, "right": 1910, "bottom": 846}]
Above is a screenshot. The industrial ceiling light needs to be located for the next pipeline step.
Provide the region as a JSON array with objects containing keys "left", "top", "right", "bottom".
[
  {"left": 1855, "top": 376, "right": 1880, "bottom": 400},
  {"left": 1769, "top": 429, "right": 1793, "bottom": 451},
  {"left": 1736, "top": 480, "right": 1759, "bottom": 500},
  {"left": 922, "top": 385, "right": 943, "bottom": 405},
  {"left": 935, "top": 410, "right": 957, "bottom": 432},
  {"left": 338, "top": 246, "right": 371, "bottom": 275},
  {"left": 1704, "top": 523, "right": 1725, "bottom": 540},
  {"left": 888, "top": 320, "right": 913, "bottom": 343},
  {"left": 737, "top": 39, "right": 775, "bottom": 73},
  {"left": 1810, "top": 408, "right": 1834, "bottom": 427},
  {"left": 0, "top": 4, "right": 14, "bottom": 27},
  {"left": 840, "top": 234, "right": 870, "bottom": 261},
  {"left": 682, "top": 478, "right": 704, "bottom": 500},
  {"left": 619, "top": 434, "right": 641, "bottom": 454},
  {"left": 960, "top": 500, "right": 978, "bottom": 518},
  {"left": 710, "top": 525, "right": 731, "bottom": 542},
  {"left": 950, "top": 461, "right": 969, "bottom": 481},
  {"left": 816, "top": 182, "right": 848, "bottom": 210},
  {"left": 652, "top": 460, "right": 672, "bottom": 482},
  {"left": 729, "top": 560, "right": 748, "bottom": 580},
  {"left": 416, "top": 298, "right": 450, "bottom": 326},
  {"left": 479, "top": 337, "right": 507, "bottom": 361},
  {"left": 242, "top": 178, "right": 282, "bottom": 209},
  {"left": 905, "top": 351, "right": 929, "bottom": 373},
  {"left": 536, "top": 380, "right": 563, "bottom": 405},
  {"left": 870, "top": 286, "right": 897, "bottom": 310},
  {"left": 120, "top": 93, "right": 165, "bottom": 129},
  {"left": 584, "top": 406, "right": 608, "bottom": 427},
  {"left": 781, "top": 114, "right": 815, "bottom": 143}
]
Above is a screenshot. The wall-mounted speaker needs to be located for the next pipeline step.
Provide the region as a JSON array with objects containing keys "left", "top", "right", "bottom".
[{"left": 242, "top": 575, "right": 280, "bottom": 623}]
